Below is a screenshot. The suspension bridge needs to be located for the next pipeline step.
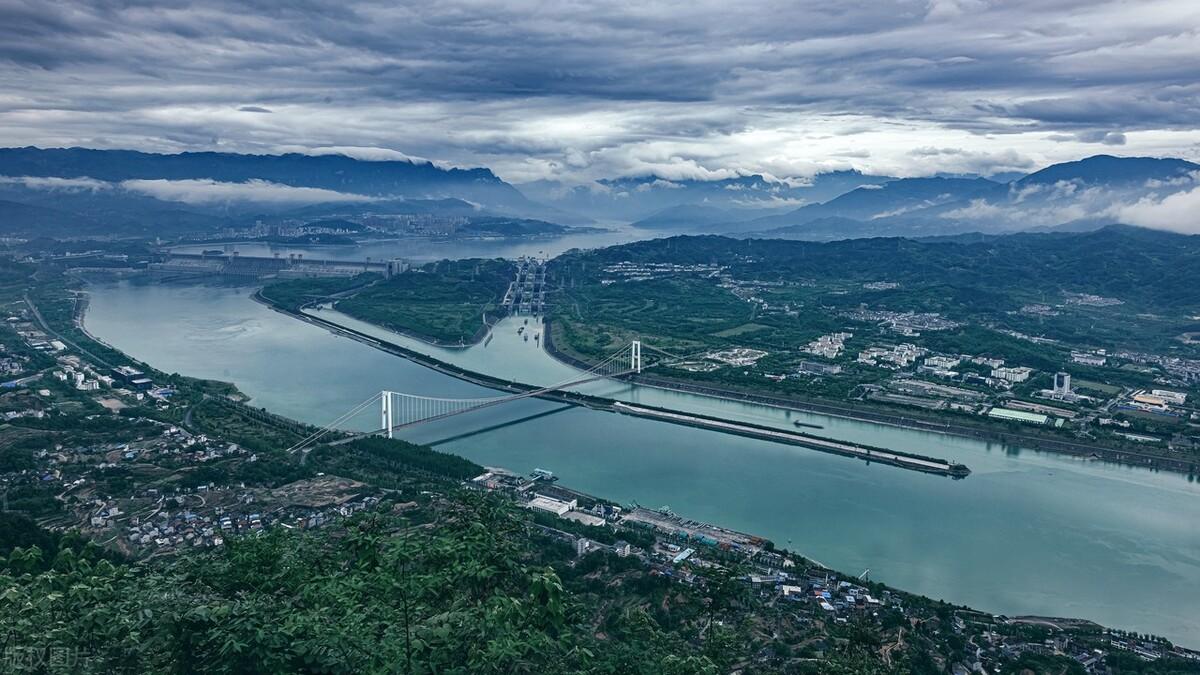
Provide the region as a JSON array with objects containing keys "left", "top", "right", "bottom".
[
  {"left": 286, "top": 339, "right": 674, "bottom": 454},
  {"left": 281, "top": 335, "right": 972, "bottom": 478}
]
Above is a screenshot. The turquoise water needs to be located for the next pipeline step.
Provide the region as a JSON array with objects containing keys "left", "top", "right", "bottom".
[{"left": 84, "top": 279, "right": 1200, "bottom": 645}]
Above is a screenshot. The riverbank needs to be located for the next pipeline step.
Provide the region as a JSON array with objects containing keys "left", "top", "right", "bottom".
[{"left": 540, "top": 319, "right": 1199, "bottom": 478}]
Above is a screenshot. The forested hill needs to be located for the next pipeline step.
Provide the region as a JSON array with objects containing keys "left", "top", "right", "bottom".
[{"left": 555, "top": 225, "right": 1200, "bottom": 312}]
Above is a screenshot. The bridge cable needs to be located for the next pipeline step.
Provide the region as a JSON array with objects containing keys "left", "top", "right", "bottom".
[{"left": 286, "top": 392, "right": 382, "bottom": 454}]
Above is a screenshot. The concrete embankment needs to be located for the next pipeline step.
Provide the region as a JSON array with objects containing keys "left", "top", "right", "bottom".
[
  {"left": 256, "top": 293, "right": 971, "bottom": 478},
  {"left": 613, "top": 403, "right": 971, "bottom": 478}
]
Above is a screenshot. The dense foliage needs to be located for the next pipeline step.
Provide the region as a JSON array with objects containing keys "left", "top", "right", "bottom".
[
  {"left": 334, "top": 259, "right": 512, "bottom": 344},
  {"left": 558, "top": 226, "right": 1200, "bottom": 313},
  {"left": 310, "top": 436, "right": 485, "bottom": 485},
  {"left": 259, "top": 273, "right": 380, "bottom": 311},
  {"left": 0, "top": 496, "right": 720, "bottom": 674}
]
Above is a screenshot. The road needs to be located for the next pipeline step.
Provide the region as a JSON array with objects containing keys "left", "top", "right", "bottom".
[{"left": 24, "top": 292, "right": 116, "bottom": 369}]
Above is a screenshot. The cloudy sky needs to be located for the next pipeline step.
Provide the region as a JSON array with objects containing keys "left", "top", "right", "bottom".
[{"left": 1, "top": 0, "right": 1198, "bottom": 184}]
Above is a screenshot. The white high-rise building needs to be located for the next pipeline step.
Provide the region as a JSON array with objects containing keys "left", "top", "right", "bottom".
[{"left": 1053, "top": 372, "right": 1071, "bottom": 396}]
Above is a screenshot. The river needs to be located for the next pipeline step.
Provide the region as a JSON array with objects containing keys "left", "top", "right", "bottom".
[{"left": 83, "top": 278, "right": 1200, "bottom": 645}]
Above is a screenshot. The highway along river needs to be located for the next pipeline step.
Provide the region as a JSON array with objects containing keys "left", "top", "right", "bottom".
[{"left": 84, "top": 279, "right": 1200, "bottom": 646}]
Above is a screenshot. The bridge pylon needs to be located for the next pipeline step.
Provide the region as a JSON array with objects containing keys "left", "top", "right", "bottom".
[
  {"left": 631, "top": 340, "right": 642, "bottom": 374},
  {"left": 381, "top": 391, "right": 394, "bottom": 439}
]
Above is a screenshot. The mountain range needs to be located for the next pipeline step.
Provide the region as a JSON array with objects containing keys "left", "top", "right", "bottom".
[
  {"left": 0, "top": 147, "right": 576, "bottom": 237},
  {"left": 606, "top": 156, "right": 1198, "bottom": 239},
  {"left": 519, "top": 171, "right": 894, "bottom": 223},
  {"left": 0, "top": 147, "right": 1196, "bottom": 239}
]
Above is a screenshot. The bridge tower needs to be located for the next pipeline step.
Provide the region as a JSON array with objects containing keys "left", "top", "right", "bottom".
[
  {"left": 631, "top": 340, "right": 642, "bottom": 374},
  {"left": 381, "top": 391, "right": 394, "bottom": 439}
]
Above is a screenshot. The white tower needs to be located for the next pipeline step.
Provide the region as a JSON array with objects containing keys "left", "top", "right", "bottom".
[
  {"left": 631, "top": 340, "right": 642, "bottom": 374},
  {"left": 381, "top": 391, "right": 394, "bottom": 439}
]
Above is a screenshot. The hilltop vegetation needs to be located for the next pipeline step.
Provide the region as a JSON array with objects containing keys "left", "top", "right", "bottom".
[
  {"left": 558, "top": 226, "right": 1200, "bottom": 313},
  {"left": 550, "top": 226, "right": 1200, "bottom": 364},
  {"left": 329, "top": 259, "right": 513, "bottom": 344},
  {"left": 0, "top": 498, "right": 721, "bottom": 674}
]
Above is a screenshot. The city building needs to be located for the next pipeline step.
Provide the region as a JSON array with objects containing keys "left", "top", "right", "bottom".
[
  {"left": 796, "top": 360, "right": 843, "bottom": 376},
  {"left": 804, "top": 332, "right": 852, "bottom": 359},
  {"left": 1053, "top": 372, "right": 1072, "bottom": 396},
  {"left": 527, "top": 495, "right": 576, "bottom": 517},
  {"left": 986, "top": 407, "right": 1048, "bottom": 425},
  {"left": 991, "top": 366, "right": 1034, "bottom": 383},
  {"left": 112, "top": 365, "right": 145, "bottom": 382},
  {"left": 858, "top": 343, "right": 927, "bottom": 368},
  {"left": 385, "top": 258, "right": 411, "bottom": 278},
  {"left": 1071, "top": 351, "right": 1107, "bottom": 367},
  {"left": 925, "top": 355, "right": 961, "bottom": 370},
  {"left": 1151, "top": 389, "right": 1187, "bottom": 405}
]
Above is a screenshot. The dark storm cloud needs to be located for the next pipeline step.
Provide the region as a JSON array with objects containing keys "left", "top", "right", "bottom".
[{"left": 0, "top": 0, "right": 1197, "bottom": 181}]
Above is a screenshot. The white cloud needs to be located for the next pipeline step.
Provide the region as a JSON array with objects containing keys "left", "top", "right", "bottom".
[
  {"left": 1145, "top": 171, "right": 1200, "bottom": 189},
  {"left": 283, "top": 145, "right": 440, "bottom": 166},
  {"left": 1, "top": 0, "right": 1200, "bottom": 185},
  {"left": 120, "top": 178, "right": 377, "bottom": 205},
  {"left": 0, "top": 175, "right": 112, "bottom": 191},
  {"left": 1109, "top": 186, "right": 1200, "bottom": 233},
  {"left": 925, "top": 0, "right": 990, "bottom": 20},
  {"left": 941, "top": 198, "right": 1006, "bottom": 220},
  {"left": 634, "top": 179, "right": 685, "bottom": 192}
]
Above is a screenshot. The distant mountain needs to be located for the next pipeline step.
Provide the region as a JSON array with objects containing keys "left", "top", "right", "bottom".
[
  {"left": 631, "top": 203, "right": 781, "bottom": 230},
  {"left": 745, "top": 156, "right": 1200, "bottom": 241},
  {"left": 745, "top": 177, "right": 998, "bottom": 234},
  {"left": 0, "top": 147, "right": 583, "bottom": 237},
  {"left": 632, "top": 204, "right": 740, "bottom": 229},
  {"left": 1017, "top": 155, "right": 1199, "bottom": 187},
  {"left": 0, "top": 199, "right": 103, "bottom": 237},
  {"left": 0, "top": 146, "right": 530, "bottom": 206},
  {"left": 912, "top": 154, "right": 1200, "bottom": 235},
  {"left": 518, "top": 171, "right": 895, "bottom": 223},
  {"left": 4, "top": 149, "right": 1197, "bottom": 241}
]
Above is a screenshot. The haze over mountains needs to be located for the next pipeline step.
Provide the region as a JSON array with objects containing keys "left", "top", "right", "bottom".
[
  {"left": 0, "top": 146, "right": 1197, "bottom": 240},
  {"left": 621, "top": 156, "right": 1200, "bottom": 239},
  {"left": 0, "top": 147, "right": 575, "bottom": 237}
]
